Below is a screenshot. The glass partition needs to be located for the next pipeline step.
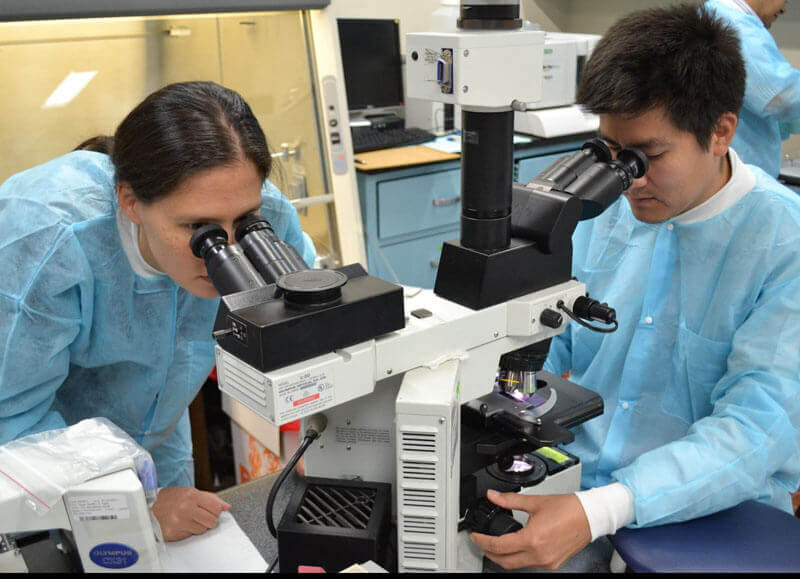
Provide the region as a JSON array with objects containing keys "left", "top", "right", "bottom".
[{"left": 0, "top": 10, "right": 335, "bottom": 261}]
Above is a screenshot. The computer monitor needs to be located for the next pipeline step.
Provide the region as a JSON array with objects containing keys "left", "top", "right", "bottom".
[{"left": 337, "top": 18, "right": 404, "bottom": 113}]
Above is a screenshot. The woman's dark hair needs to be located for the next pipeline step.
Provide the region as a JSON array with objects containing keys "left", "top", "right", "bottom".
[
  {"left": 74, "top": 135, "right": 114, "bottom": 154},
  {"left": 577, "top": 3, "right": 746, "bottom": 150},
  {"left": 78, "top": 81, "right": 271, "bottom": 202}
]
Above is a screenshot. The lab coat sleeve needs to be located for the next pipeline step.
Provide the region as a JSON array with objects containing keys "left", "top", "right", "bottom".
[
  {"left": 736, "top": 15, "right": 800, "bottom": 122},
  {"left": 149, "top": 410, "right": 195, "bottom": 488},
  {"left": 0, "top": 198, "right": 91, "bottom": 444},
  {"left": 611, "top": 251, "right": 800, "bottom": 527},
  {"left": 260, "top": 180, "right": 317, "bottom": 268}
]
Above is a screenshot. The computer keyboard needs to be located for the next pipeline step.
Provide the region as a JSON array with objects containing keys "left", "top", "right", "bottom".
[{"left": 351, "top": 126, "right": 437, "bottom": 153}]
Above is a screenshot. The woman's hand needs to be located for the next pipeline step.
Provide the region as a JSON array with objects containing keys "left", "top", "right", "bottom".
[{"left": 152, "top": 486, "right": 231, "bottom": 542}]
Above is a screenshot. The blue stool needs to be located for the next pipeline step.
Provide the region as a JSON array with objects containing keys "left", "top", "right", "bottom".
[{"left": 610, "top": 500, "right": 800, "bottom": 572}]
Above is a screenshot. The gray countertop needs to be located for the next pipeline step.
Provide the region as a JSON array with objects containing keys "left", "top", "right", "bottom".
[
  {"left": 218, "top": 469, "right": 300, "bottom": 572},
  {"left": 217, "top": 469, "right": 613, "bottom": 573}
]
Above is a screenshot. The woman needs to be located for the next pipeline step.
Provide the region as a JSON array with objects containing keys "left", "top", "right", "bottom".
[{"left": 0, "top": 81, "right": 315, "bottom": 540}]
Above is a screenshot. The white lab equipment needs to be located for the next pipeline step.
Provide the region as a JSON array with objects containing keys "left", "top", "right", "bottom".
[
  {"left": 514, "top": 32, "right": 602, "bottom": 138},
  {"left": 0, "top": 419, "right": 161, "bottom": 572},
  {"left": 205, "top": 1, "right": 647, "bottom": 572}
]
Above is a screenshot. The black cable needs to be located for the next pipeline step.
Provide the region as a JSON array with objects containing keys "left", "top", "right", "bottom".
[
  {"left": 557, "top": 300, "right": 619, "bottom": 333},
  {"left": 263, "top": 415, "right": 327, "bottom": 573},
  {"left": 265, "top": 553, "right": 279, "bottom": 574},
  {"left": 263, "top": 427, "right": 322, "bottom": 573},
  {"left": 266, "top": 432, "right": 317, "bottom": 538}
]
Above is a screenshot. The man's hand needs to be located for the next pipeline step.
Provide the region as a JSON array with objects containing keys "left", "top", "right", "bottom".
[
  {"left": 470, "top": 490, "right": 592, "bottom": 570},
  {"left": 152, "top": 487, "right": 231, "bottom": 542}
]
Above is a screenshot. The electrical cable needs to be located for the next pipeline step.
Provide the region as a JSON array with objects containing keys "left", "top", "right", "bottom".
[
  {"left": 266, "top": 433, "right": 316, "bottom": 539},
  {"left": 265, "top": 553, "right": 279, "bottom": 574},
  {"left": 263, "top": 434, "right": 315, "bottom": 574},
  {"left": 364, "top": 230, "right": 402, "bottom": 285},
  {"left": 557, "top": 300, "right": 619, "bottom": 333},
  {"left": 264, "top": 414, "right": 327, "bottom": 573}
]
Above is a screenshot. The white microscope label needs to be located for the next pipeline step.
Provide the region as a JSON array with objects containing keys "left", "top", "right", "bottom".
[
  {"left": 67, "top": 494, "right": 130, "bottom": 522},
  {"left": 274, "top": 368, "right": 335, "bottom": 423},
  {"left": 335, "top": 426, "right": 392, "bottom": 447}
]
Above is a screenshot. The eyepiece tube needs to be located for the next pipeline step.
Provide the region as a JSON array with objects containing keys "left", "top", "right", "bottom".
[
  {"left": 190, "top": 224, "right": 267, "bottom": 295},
  {"left": 565, "top": 145, "right": 649, "bottom": 220},
  {"left": 235, "top": 215, "right": 308, "bottom": 284},
  {"left": 616, "top": 147, "right": 648, "bottom": 180},
  {"left": 533, "top": 138, "right": 612, "bottom": 190}
]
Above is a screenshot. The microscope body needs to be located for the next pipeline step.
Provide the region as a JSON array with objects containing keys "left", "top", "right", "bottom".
[
  {"left": 0, "top": 468, "right": 160, "bottom": 572},
  {"left": 208, "top": 2, "right": 646, "bottom": 572},
  {"left": 213, "top": 277, "right": 594, "bottom": 572}
]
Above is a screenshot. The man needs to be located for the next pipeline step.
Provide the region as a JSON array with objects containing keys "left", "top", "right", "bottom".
[
  {"left": 471, "top": 4, "right": 800, "bottom": 570},
  {"left": 705, "top": 0, "right": 800, "bottom": 177}
]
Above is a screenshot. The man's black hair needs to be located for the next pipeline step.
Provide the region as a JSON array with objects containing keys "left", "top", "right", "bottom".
[{"left": 577, "top": 3, "right": 745, "bottom": 149}]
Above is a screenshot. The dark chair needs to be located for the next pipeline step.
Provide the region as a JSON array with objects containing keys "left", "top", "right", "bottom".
[{"left": 610, "top": 500, "right": 800, "bottom": 572}]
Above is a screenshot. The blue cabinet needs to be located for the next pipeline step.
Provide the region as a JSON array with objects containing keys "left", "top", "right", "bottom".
[
  {"left": 357, "top": 139, "right": 588, "bottom": 288},
  {"left": 376, "top": 169, "right": 461, "bottom": 239}
]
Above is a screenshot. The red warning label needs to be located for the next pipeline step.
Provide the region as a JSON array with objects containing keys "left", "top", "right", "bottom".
[{"left": 293, "top": 393, "right": 320, "bottom": 407}]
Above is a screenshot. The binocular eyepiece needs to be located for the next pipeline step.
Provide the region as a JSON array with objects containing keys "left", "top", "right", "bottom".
[
  {"left": 535, "top": 138, "right": 648, "bottom": 220},
  {"left": 190, "top": 214, "right": 312, "bottom": 296},
  {"left": 190, "top": 215, "right": 348, "bottom": 308},
  {"left": 234, "top": 215, "right": 310, "bottom": 285},
  {"left": 190, "top": 224, "right": 266, "bottom": 296}
]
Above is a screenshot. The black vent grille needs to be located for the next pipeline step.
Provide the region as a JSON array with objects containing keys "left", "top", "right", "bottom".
[{"left": 295, "top": 484, "right": 377, "bottom": 529}]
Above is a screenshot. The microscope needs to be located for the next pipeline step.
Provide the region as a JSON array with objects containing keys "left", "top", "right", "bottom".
[
  {"left": 0, "top": 420, "right": 161, "bottom": 572},
  {"left": 200, "top": 1, "right": 646, "bottom": 572}
]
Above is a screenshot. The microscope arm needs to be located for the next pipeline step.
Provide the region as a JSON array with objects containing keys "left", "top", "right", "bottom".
[{"left": 215, "top": 279, "right": 587, "bottom": 427}]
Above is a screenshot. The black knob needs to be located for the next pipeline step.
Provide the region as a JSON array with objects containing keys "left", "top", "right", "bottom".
[
  {"left": 458, "top": 497, "right": 523, "bottom": 536},
  {"left": 540, "top": 308, "right": 563, "bottom": 329}
]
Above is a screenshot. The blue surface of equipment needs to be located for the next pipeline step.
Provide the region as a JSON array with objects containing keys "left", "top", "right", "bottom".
[{"left": 611, "top": 500, "right": 800, "bottom": 572}]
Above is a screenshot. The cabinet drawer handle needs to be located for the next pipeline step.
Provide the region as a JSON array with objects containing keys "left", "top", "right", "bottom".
[
  {"left": 432, "top": 196, "right": 460, "bottom": 207},
  {"left": 430, "top": 260, "right": 440, "bottom": 268}
]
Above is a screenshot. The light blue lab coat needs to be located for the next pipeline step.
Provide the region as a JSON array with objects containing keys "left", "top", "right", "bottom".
[
  {"left": 0, "top": 151, "right": 315, "bottom": 488},
  {"left": 706, "top": 0, "right": 800, "bottom": 177},
  {"left": 545, "top": 165, "right": 800, "bottom": 527}
]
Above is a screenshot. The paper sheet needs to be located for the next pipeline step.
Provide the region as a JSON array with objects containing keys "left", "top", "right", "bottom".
[
  {"left": 424, "top": 132, "right": 534, "bottom": 154},
  {"left": 159, "top": 511, "right": 267, "bottom": 573}
]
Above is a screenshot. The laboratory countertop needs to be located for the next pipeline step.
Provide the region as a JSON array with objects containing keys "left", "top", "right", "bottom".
[
  {"left": 218, "top": 469, "right": 614, "bottom": 573},
  {"left": 218, "top": 469, "right": 298, "bottom": 572},
  {"left": 353, "top": 130, "right": 598, "bottom": 173}
]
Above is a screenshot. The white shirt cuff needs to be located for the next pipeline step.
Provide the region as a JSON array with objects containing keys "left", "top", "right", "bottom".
[{"left": 575, "top": 482, "right": 636, "bottom": 541}]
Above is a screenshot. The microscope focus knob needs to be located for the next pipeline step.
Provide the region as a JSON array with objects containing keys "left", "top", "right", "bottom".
[{"left": 540, "top": 308, "right": 563, "bottom": 329}]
